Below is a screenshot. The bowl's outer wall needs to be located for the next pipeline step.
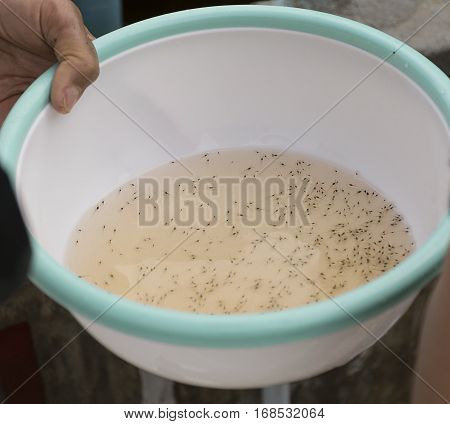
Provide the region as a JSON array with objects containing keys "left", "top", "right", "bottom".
[{"left": 75, "top": 293, "right": 416, "bottom": 388}]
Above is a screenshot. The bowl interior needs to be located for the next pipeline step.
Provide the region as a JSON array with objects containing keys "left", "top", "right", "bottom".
[{"left": 17, "top": 28, "right": 449, "bottom": 265}]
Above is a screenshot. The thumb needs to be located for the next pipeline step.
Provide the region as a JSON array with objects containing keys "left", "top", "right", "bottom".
[{"left": 42, "top": 0, "right": 99, "bottom": 114}]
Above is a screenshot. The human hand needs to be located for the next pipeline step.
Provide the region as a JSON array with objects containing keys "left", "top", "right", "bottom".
[{"left": 0, "top": 0, "right": 99, "bottom": 123}]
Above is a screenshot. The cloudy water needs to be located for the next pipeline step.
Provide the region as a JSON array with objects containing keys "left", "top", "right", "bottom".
[{"left": 65, "top": 149, "right": 413, "bottom": 314}]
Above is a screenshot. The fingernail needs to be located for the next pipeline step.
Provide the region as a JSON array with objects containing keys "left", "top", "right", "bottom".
[{"left": 63, "top": 86, "right": 81, "bottom": 113}]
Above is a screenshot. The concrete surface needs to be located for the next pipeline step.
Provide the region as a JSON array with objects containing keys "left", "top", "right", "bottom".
[
  {"left": 258, "top": 0, "right": 450, "bottom": 56},
  {"left": 0, "top": 282, "right": 140, "bottom": 403}
]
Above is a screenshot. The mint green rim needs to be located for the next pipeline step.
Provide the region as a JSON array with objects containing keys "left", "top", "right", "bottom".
[{"left": 0, "top": 6, "right": 449, "bottom": 348}]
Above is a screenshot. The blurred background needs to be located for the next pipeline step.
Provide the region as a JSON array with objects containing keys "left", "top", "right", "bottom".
[{"left": 0, "top": 0, "right": 449, "bottom": 403}]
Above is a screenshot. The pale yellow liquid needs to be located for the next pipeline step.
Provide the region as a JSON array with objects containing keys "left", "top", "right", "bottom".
[{"left": 65, "top": 149, "right": 413, "bottom": 314}]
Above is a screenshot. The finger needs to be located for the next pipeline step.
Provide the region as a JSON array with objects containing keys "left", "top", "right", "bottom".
[
  {"left": 0, "top": 94, "right": 21, "bottom": 125},
  {"left": 85, "top": 26, "right": 96, "bottom": 42},
  {"left": 42, "top": 0, "right": 99, "bottom": 114}
]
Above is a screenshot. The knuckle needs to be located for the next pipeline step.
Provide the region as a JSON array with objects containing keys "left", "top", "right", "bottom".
[
  {"left": 84, "top": 58, "right": 100, "bottom": 82},
  {"left": 45, "top": 0, "right": 81, "bottom": 24}
]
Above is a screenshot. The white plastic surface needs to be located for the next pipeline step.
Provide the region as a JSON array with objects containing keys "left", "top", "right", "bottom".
[
  {"left": 74, "top": 294, "right": 415, "bottom": 388},
  {"left": 16, "top": 29, "right": 449, "bottom": 387}
]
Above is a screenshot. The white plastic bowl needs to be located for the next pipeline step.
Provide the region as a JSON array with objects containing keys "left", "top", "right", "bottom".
[{"left": 0, "top": 6, "right": 449, "bottom": 388}]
